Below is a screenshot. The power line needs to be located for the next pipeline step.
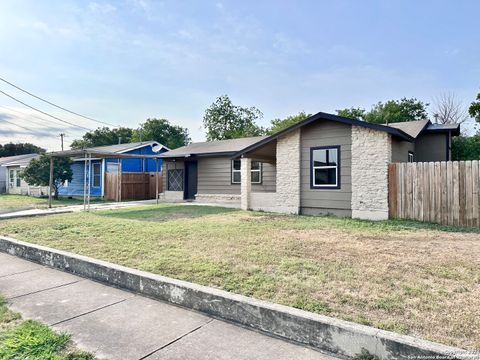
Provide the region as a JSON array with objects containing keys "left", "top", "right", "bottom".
[
  {"left": 0, "top": 104, "right": 80, "bottom": 130},
  {"left": 0, "top": 118, "right": 59, "bottom": 138},
  {"left": 0, "top": 89, "right": 92, "bottom": 132},
  {"left": 0, "top": 76, "right": 117, "bottom": 127},
  {"left": 0, "top": 105, "right": 80, "bottom": 133}
]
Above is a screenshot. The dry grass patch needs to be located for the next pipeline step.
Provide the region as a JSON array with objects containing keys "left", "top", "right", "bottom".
[{"left": 1, "top": 204, "right": 479, "bottom": 349}]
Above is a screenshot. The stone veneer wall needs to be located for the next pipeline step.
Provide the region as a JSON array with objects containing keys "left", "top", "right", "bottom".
[
  {"left": 163, "top": 191, "right": 184, "bottom": 202},
  {"left": 195, "top": 193, "right": 240, "bottom": 204},
  {"left": 351, "top": 126, "right": 392, "bottom": 220},
  {"left": 276, "top": 129, "right": 301, "bottom": 214}
]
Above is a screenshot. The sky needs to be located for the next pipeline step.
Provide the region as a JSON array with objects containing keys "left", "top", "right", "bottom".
[{"left": 0, "top": 0, "right": 479, "bottom": 151}]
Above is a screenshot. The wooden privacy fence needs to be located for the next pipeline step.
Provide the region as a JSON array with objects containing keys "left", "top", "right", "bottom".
[
  {"left": 105, "top": 172, "right": 163, "bottom": 201},
  {"left": 389, "top": 161, "right": 479, "bottom": 227}
]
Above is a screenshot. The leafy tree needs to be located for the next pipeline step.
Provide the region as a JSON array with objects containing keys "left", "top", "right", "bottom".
[
  {"left": 21, "top": 154, "right": 73, "bottom": 199},
  {"left": 336, "top": 98, "right": 429, "bottom": 124},
  {"left": 267, "top": 112, "right": 311, "bottom": 135},
  {"left": 70, "top": 127, "right": 134, "bottom": 149},
  {"left": 336, "top": 107, "right": 367, "bottom": 121},
  {"left": 469, "top": 92, "right": 480, "bottom": 123},
  {"left": 132, "top": 118, "right": 190, "bottom": 149},
  {"left": 452, "top": 134, "right": 480, "bottom": 160},
  {"left": 203, "top": 95, "right": 265, "bottom": 141},
  {"left": 0, "top": 143, "right": 45, "bottom": 157}
]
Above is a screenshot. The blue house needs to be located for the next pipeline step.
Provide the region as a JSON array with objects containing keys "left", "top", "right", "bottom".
[{"left": 58, "top": 141, "right": 168, "bottom": 199}]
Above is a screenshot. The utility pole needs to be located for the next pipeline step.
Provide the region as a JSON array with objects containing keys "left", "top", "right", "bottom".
[
  {"left": 59, "top": 133, "right": 65, "bottom": 151},
  {"left": 118, "top": 136, "right": 122, "bottom": 144}
]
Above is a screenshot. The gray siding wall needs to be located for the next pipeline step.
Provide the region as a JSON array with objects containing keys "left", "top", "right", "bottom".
[
  {"left": 415, "top": 133, "right": 449, "bottom": 162},
  {"left": 198, "top": 157, "right": 239, "bottom": 195},
  {"left": 0, "top": 167, "right": 6, "bottom": 193},
  {"left": 300, "top": 121, "right": 352, "bottom": 217},
  {"left": 391, "top": 139, "right": 415, "bottom": 163},
  {"left": 197, "top": 157, "right": 276, "bottom": 195}
]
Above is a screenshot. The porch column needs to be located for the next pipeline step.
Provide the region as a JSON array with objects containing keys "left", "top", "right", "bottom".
[{"left": 240, "top": 157, "right": 251, "bottom": 210}]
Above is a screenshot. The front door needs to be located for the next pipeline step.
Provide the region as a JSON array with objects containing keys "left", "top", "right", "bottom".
[{"left": 184, "top": 161, "right": 198, "bottom": 200}]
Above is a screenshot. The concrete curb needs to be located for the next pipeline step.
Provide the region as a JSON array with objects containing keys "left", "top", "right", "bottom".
[{"left": 0, "top": 236, "right": 470, "bottom": 360}]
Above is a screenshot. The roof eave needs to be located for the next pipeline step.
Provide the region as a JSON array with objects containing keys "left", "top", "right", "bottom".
[
  {"left": 161, "top": 151, "right": 238, "bottom": 159},
  {"left": 424, "top": 125, "right": 461, "bottom": 136}
]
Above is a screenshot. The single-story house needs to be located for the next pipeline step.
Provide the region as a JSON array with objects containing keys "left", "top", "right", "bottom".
[
  {"left": 0, "top": 154, "right": 35, "bottom": 193},
  {"left": 1, "top": 153, "right": 49, "bottom": 196},
  {"left": 160, "top": 112, "right": 460, "bottom": 220},
  {"left": 58, "top": 141, "right": 168, "bottom": 198}
]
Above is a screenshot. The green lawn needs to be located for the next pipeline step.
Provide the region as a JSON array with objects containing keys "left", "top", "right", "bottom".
[
  {"left": 1, "top": 204, "right": 479, "bottom": 350},
  {"left": 0, "top": 194, "right": 103, "bottom": 212},
  {"left": 0, "top": 296, "right": 95, "bottom": 359}
]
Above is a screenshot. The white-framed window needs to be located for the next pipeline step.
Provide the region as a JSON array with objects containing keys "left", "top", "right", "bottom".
[
  {"left": 9, "top": 169, "right": 15, "bottom": 188},
  {"left": 232, "top": 160, "right": 241, "bottom": 184},
  {"left": 408, "top": 151, "right": 414, "bottom": 163},
  {"left": 92, "top": 163, "right": 101, "bottom": 187},
  {"left": 9, "top": 169, "right": 21, "bottom": 188},
  {"left": 231, "top": 160, "right": 262, "bottom": 184},
  {"left": 251, "top": 161, "right": 262, "bottom": 184},
  {"left": 311, "top": 146, "right": 340, "bottom": 188}
]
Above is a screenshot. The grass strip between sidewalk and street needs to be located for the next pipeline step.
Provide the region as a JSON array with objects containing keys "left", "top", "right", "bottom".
[{"left": 0, "top": 296, "right": 96, "bottom": 359}]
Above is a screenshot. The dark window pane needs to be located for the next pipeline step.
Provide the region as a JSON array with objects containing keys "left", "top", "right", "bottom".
[
  {"left": 251, "top": 161, "right": 260, "bottom": 170},
  {"left": 233, "top": 160, "right": 241, "bottom": 170},
  {"left": 327, "top": 149, "right": 338, "bottom": 166},
  {"left": 168, "top": 169, "right": 184, "bottom": 191},
  {"left": 314, "top": 168, "right": 337, "bottom": 186},
  {"left": 92, "top": 164, "right": 101, "bottom": 187},
  {"left": 313, "top": 149, "right": 327, "bottom": 167},
  {"left": 233, "top": 172, "right": 241, "bottom": 183},
  {"left": 251, "top": 171, "right": 260, "bottom": 183}
]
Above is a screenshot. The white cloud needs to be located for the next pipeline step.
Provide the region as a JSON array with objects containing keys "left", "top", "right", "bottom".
[
  {"left": 88, "top": 2, "right": 116, "bottom": 14},
  {"left": 0, "top": 107, "right": 86, "bottom": 151}
]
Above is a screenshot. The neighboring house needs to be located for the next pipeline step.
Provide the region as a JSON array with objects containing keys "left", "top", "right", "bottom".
[
  {"left": 0, "top": 155, "right": 27, "bottom": 193},
  {"left": 1, "top": 153, "right": 49, "bottom": 196},
  {"left": 160, "top": 112, "right": 459, "bottom": 220},
  {"left": 58, "top": 141, "right": 168, "bottom": 198}
]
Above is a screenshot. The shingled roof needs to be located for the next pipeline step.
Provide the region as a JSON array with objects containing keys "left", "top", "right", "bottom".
[
  {"left": 0, "top": 153, "right": 39, "bottom": 167},
  {"left": 387, "top": 120, "right": 430, "bottom": 138},
  {"left": 160, "top": 136, "right": 267, "bottom": 158},
  {"left": 86, "top": 141, "right": 166, "bottom": 153},
  {"left": 160, "top": 112, "right": 461, "bottom": 160}
]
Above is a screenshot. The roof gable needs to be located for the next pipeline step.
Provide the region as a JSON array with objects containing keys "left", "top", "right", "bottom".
[{"left": 233, "top": 112, "right": 415, "bottom": 158}]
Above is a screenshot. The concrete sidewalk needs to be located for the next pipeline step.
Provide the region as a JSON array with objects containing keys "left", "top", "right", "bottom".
[
  {"left": 0, "top": 200, "right": 159, "bottom": 220},
  {"left": 0, "top": 253, "right": 336, "bottom": 360}
]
